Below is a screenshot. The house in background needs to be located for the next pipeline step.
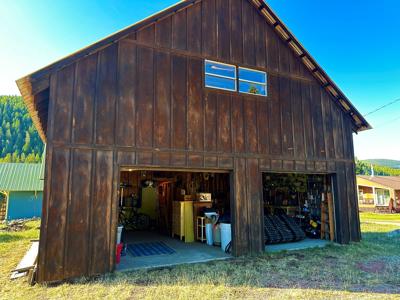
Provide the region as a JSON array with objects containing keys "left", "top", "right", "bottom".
[
  {"left": 0, "top": 163, "right": 43, "bottom": 220},
  {"left": 357, "top": 175, "right": 400, "bottom": 212}
]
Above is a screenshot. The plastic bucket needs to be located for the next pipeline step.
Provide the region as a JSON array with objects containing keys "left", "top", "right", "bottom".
[
  {"left": 116, "top": 243, "right": 123, "bottom": 264},
  {"left": 205, "top": 223, "right": 213, "bottom": 246},
  {"left": 220, "top": 223, "right": 231, "bottom": 252},
  {"left": 117, "top": 226, "right": 123, "bottom": 244}
]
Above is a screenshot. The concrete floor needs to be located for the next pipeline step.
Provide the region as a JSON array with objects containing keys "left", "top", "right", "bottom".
[
  {"left": 117, "top": 231, "right": 231, "bottom": 271},
  {"left": 265, "top": 238, "right": 330, "bottom": 253}
]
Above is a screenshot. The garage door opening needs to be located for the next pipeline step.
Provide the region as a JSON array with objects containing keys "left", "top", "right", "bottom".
[
  {"left": 262, "top": 173, "right": 335, "bottom": 252},
  {"left": 116, "top": 169, "right": 232, "bottom": 271}
]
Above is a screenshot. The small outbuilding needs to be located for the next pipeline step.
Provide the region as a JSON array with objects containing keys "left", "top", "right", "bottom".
[
  {"left": 0, "top": 163, "right": 43, "bottom": 220},
  {"left": 17, "top": 0, "right": 370, "bottom": 283}
]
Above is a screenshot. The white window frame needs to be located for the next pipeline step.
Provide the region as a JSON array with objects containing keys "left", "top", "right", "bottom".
[
  {"left": 238, "top": 66, "right": 268, "bottom": 97},
  {"left": 204, "top": 60, "right": 237, "bottom": 92},
  {"left": 375, "top": 188, "right": 390, "bottom": 206}
]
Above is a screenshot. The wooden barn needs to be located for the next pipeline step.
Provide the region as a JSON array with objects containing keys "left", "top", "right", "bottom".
[{"left": 17, "top": 0, "right": 370, "bottom": 283}]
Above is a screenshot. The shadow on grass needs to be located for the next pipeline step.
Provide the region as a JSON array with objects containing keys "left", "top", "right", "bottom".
[{"left": 0, "top": 233, "right": 24, "bottom": 243}]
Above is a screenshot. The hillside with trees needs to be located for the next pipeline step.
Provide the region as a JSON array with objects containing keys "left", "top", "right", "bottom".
[
  {"left": 363, "top": 159, "right": 400, "bottom": 169},
  {"left": 356, "top": 159, "right": 400, "bottom": 176},
  {"left": 0, "top": 95, "right": 44, "bottom": 163}
]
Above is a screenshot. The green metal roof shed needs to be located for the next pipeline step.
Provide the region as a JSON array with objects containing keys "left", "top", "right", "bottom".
[{"left": 0, "top": 163, "right": 43, "bottom": 192}]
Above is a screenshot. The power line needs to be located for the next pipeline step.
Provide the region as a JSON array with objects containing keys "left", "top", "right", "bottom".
[
  {"left": 374, "top": 115, "right": 400, "bottom": 129},
  {"left": 364, "top": 97, "right": 400, "bottom": 117}
]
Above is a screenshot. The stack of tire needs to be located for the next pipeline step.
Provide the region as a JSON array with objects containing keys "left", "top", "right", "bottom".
[
  {"left": 279, "top": 214, "right": 306, "bottom": 242},
  {"left": 264, "top": 214, "right": 306, "bottom": 244},
  {"left": 264, "top": 215, "right": 282, "bottom": 244},
  {"left": 271, "top": 215, "right": 295, "bottom": 243}
]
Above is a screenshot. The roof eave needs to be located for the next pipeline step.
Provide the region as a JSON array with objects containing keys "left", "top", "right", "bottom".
[{"left": 251, "top": 0, "right": 371, "bottom": 132}]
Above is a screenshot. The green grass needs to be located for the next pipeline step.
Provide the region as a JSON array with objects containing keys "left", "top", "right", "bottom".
[
  {"left": 360, "top": 212, "right": 400, "bottom": 223},
  {"left": 1, "top": 219, "right": 400, "bottom": 299}
]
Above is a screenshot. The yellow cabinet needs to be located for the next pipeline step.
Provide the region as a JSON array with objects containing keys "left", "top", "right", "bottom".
[{"left": 172, "top": 201, "right": 194, "bottom": 242}]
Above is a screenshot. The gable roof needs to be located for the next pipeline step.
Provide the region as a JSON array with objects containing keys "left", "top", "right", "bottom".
[
  {"left": 16, "top": 0, "right": 371, "bottom": 142},
  {"left": 0, "top": 163, "right": 44, "bottom": 192},
  {"left": 357, "top": 175, "right": 400, "bottom": 190}
]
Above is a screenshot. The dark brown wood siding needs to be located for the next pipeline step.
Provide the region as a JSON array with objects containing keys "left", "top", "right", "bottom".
[{"left": 38, "top": 0, "right": 360, "bottom": 282}]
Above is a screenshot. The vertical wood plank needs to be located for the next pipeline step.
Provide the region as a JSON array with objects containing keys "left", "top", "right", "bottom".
[
  {"left": 217, "top": 94, "right": 232, "bottom": 153},
  {"left": 321, "top": 90, "right": 335, "bottom": 159},
  {"left": 202, "top": 0, "right": 217, "bottom": 57},
  {"left": 288, "top": 47, "right": 301, "bottom": 76},
  {"left": 53, "top": 64, "right": 74, "bottom": 144},
  {"left": 230, "top": 0, "right": 243, "bottom": 64},
  {"left": 244, "top": 98, "right": 258, "bottom": 153},
  {"left": 37, "top": 74, "right": 57, "bottom": 282},
  {"left": 188, "top": 57, "right": 204, "bottom": 151},
  {"left": 72, "top": 54, "right": 97, "bottom": 145},
  {"left": 254, "top": 11, "right": 266, "bottom": 68},
  {"left": 187, "top": 2, "right": 202, "bottom": 53},
  {"left": 108, "top": 151, "right": 118, "bottom": 271},
  {"left": 268, "top": 75, "right": 282, "bottom": 155},
  {"left": 246, "top": 158, "right": 263, "bottom": 253},
  {"left": 172, "top": 54, "right": 187, "bottom": 149},
  {"left": 44, "top": 148, "right": 70, "bottom": 281},
  {"left": 311, "top": 84, "right": 326, "bottom": 159},
  {"left": 332, "top": 102, "right": 344, "bottom": 159},
  {"left": 216, "top": 0, "right": 231, "bottom": 60},
  {"left": 232, "top": 158, "right": 249, "bottom": 256},
  {"left": 136, "top": 46, "right": 154, "bottom": 148},
  {"left": 257, "top": 100, "right": 269, "bottom": 154},
  {"left": 116, "top": 41, "right": 136, "bottom": 147},
  {"left": 204, "top": 92, "right": 217, "bottom": 152},
  {"left": 291, "top": 80, "right": 305, "bottom": 158},
  {"left": 90, "top": 150, "right": 113, "bottom": 275},
  {"left": 242, "top": 0, "right": 255, "bottom": 66},
  {"left": 346, "top": 161, "right": 360, "bottom": 242},
  {"left": 136, "top": 24, "right": 155, "bottom": 46},
  {"left": 280, "top": 77, "right": 294, "bottom": 157},
  {"left": 231, "top": 94, "right": 245, "bottom": 153},
  {"left": 64, "top": 149, "right": 92, "bottom": 278},
  {"left": 342, "top": 116, "right": 353, "bottom": 160},
  {"left": 266, "top": 23, "right": 278, "bottom": 72},
  {"left": 154, "top": 51, "right": 171, "bottom": 149},
  {"left": 172, "top": 9, "right": 187, "bottom": 50},
  {"left": 302, "top": 82, "right": 314, "bottom": 158},
  {"left": 95, "top": 44, "right": 117, "bottom": 145},
  {"left": 278, "top": 39, "right": 290, "bottom": 73},
  {"left": 334, "top": 162, "right": 350, "bottom": 244},
  {"left": 155, "top": 16, "right": 172, "bottom": 48}
]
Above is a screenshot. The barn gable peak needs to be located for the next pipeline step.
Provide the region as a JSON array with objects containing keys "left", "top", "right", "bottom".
[{"left": 17, "top": 0, "right": 370, "bottom": 142}]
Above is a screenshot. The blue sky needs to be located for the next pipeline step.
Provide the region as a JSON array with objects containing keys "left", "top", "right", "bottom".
[{"left": 1, "top": 0, "right": 399, "bottom": 160}]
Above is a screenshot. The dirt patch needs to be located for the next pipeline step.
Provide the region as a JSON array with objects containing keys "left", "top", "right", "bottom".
[{"left": 356, "top": 260, "right": 386, "bottom": 274}]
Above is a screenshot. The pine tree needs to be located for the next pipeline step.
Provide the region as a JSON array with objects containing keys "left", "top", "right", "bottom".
[{"left": 0, "top": 95, "right": 44, "bottom": 163}]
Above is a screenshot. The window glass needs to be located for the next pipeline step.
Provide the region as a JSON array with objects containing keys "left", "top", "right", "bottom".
[
  {"left": 239, "top": 68, "right": 267, "bottom": 84},
  {"left": 205, "top": 60, "right": 236, "bottom": 91},
  {"left": 239, "top": 81, "right": 266, "bottom": 96},
  {"left": 376, "top": 189, "right": 390, "bottom": 206},
  {"left": 205, "top": 74, "right": 236, "bottom": 91},
  {"left": 238, "top": 67, "right": 267, "bottom": 96},
  {"left": 205, "top": 61, "right": 236, "bottom": 78}
]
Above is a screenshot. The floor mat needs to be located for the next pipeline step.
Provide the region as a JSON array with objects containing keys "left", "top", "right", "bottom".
[{"left": 127, "top": 241, "right": 176, "bottom": 257}]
